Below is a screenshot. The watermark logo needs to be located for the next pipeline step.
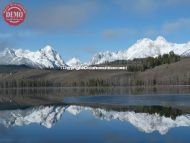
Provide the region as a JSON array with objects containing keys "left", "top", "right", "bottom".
[{"left": 3, "top": 2, "right": 26, "bottom": 26}]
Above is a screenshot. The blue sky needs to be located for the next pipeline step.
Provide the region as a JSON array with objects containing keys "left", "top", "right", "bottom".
[{"left": 0, "top": 0, "right": 190, "bottom": 62}]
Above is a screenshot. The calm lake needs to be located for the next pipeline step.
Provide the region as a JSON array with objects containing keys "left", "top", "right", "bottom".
[{"left": 0, "top": 87, "right": 190, "bottom": 143}]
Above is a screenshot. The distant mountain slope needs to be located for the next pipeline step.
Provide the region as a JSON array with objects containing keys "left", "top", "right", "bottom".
[
  {"left": 0, "top": 65, "right": 31, "bottom": 73},
  {"left": 0, "top": 45, "right": 67, "bottom": 69},
  {"left": 91, "top": 36, "right": 190, "bottom": 65},
  {"left": 66, "top": 57, "right": 83, "bottom": 68},
  {"left": 180, "top": 49, "right": 190, "bottom": 57}
]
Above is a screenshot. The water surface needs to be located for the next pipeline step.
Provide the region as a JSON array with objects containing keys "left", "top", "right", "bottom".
[{"left": 0, "top": 87, "right": 190, "bottom": 143}]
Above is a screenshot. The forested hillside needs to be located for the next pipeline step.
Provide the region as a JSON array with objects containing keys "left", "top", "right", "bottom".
[{"left": 0, "top": 57, "right": 189, "bottom": 88}]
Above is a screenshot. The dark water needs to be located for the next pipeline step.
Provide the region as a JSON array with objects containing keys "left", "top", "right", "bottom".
[{"left": 0, "top": 87, "right": 190, "bottom": 143}]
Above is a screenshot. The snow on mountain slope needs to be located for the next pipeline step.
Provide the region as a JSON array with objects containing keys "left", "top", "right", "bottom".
[
  {"left": 1, "top": 36, "right": 190, "bottom": 68},
  {"left": 0, "top": 105, "right": 189, "bottom": 135},
  {"left": 66, "top": 57, "right": 90, "bottom": 69},
  {"left": 181, "top": 49, "right": 190, "bottom": 57},
  {"left": 0, "top": 45, "right": 67, "bottom": 69},
  {"left": 0, "top": 106, "right": 66, "bottom": 128},
  {"left": 66, "top": 57, "right": 82, "bottom": 67},
  {"left": 91, "top": 36, "right": 190, "bottom": 65},
  {"left": 66, "top": 106, "right": 190, "bottom": 135}
]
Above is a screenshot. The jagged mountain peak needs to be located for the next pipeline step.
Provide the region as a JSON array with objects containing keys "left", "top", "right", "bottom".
[
  {"left": 40, "top": 45, "right": 54, "bottom": 53},
  {"left": 66, "top": 57, "right": 89, "bottom": 68},
  {"left": 66, "top": 57, "right": 81, "bottom": 67},
  {"left": 137, "top": 36, "right": 166, "bottom": 43},
  {"left": 136, "top": 37, "right": 152, "bottom": 43},
  {"left": 155, "top": 36, "right": 167, "bottom": 42},
  {"left": 67, "top": 57, "right": 81, "bottom": 65},
  {"left": 3, "top": 48, "right": 16, "bottom": 56}
]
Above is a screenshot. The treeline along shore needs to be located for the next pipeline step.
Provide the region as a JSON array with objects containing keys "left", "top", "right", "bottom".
[{"left": 0, "top": 53, "right": 190, "bottom": 88}]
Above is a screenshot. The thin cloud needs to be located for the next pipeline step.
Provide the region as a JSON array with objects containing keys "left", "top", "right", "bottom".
[
  {"left": 144, "top": 18, "right": 190, "bottom": 37},
  {"left": 162, "top": 18, "right": 190, "bottom": 34},
  {"left": 0, "top": 30, "right": 38, "bottom": 51},
  {"left": 27, "top": 1, "right": 98, "bottom": 31},
  {"left": 114, "top": 0, "right": 159, "bottom": 14},
  {"left": 0, "top": 31, "right": 40, "bottom": 39},
  {"left": 0, "top": 41, "right": 11, "bottom": 51},
  {"left": 84, "top": 47, "right": 98, "bottom": 55},
  {"left": 165, "top": 0, "right": 190, "bottom": 5},
  {"left": 102, "top": 28, "right": 137, "bottom": 39},
  {"left": 114, "top": 0, "right": 190, "bottom": 14},
  {"left": 0, "top": 33, "right": 12, "bottom": 39}
]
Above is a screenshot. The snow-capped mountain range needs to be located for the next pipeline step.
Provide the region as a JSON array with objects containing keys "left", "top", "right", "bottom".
[
  {"left": 90, "top": 36, "right": 190, "bottom": 65},
  {"left": 0, "top": 45, "right": 67, "bottom": 69},
  {"left": 0, "top": 36, "right": 190, "bottom": 68},
  {"left": 0, "top": 105, "right": 190, "bottom": 135}
]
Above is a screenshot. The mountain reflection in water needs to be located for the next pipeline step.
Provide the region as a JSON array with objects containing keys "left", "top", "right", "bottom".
[
  {"left": 0, "top": 88, "right": 190, "bottom": 142},
  {"left": 0, "top": 105, "right": 190, "bottom": 135}
]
